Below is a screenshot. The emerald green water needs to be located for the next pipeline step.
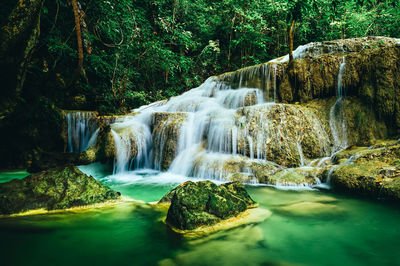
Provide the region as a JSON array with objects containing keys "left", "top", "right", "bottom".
[
  {"left": 0, "top": 170, "right": 28, "bottom": 183},
  {"left": 1, "top": 165, "right": 400, "bottom": 266}
]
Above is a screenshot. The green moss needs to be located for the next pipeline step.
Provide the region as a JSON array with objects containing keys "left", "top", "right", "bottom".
[
  {"left": 0, "top": 165, "right": 120, "bottom": 215},
  {"left": 330, "top": 142, "right": 400, "bottom": 201},
  {"left": 161, "top": 181, "right": 256, "bottom": 230}
]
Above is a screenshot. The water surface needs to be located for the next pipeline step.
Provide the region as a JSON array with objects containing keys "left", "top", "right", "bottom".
[{"left": 1, "top": 167, "right": 399, "bottom": 266}]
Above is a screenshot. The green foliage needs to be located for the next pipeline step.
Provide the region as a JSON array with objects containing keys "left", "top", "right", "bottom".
[{"left": 26, "top": 0, "right": 400, "bottom": 114}]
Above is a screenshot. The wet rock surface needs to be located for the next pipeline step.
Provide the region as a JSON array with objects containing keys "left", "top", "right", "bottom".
[
  {"left": 152, "top": 112, "right": 187, "bottom": 170},
  {"left": 329, "top": 141, "right": 400, "bottom": 201},
  {"left": 236, "top": 104, "right": 331, "bottom": 167},
  {"left": 217, "top": 37, "right": 400, "bottom": 134},
  {"left": 0, "top": 165, "right": 120, "bottom": 215},
  {"left": 159, "top": 181, "right": 257, "bottom": 230}
]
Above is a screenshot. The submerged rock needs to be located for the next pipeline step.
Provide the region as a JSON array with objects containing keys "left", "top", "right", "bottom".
[
  {"left": 277, "top": 201, "right": 344, "bottom": 217},
  {"left": 266, "top": 168, "right": 320, "bottom": 186},
  {"left": 159, "top": 181, "right": 257, "bottom": 230},
  {"left": 0, "top": 165, "right": 120, "bottom": 215}
]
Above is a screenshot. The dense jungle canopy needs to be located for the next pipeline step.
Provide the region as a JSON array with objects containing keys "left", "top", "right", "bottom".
[
  {"left": 2, "top": 0, "right": 399, "bottom": 113},
  {"left": 0, "top": 0, "right": 399, "bottom": 168}
]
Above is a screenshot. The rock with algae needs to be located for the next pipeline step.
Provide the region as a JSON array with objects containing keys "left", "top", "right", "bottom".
[
  {"left": 0, "top": 165, "right": 120, "bottom": 215},
  {"left": 329, "top": 142, "right": 400, "bottom": 201},
  {"left": 159, "top": 181, "right": 257, "bottom": 230}
]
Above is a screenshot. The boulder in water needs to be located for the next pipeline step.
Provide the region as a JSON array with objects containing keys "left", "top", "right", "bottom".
[
  {"left": 159, "top": 181, "right": 257, "bottom": 230},
  {"left": 329, "top": 142, "right": 400, "bottom": 201},
  {"left": 0, "top": 165, "right": 120, "bottom": 215}
]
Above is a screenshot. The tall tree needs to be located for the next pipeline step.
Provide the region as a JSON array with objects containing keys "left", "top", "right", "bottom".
[{"left": 72, "top": 0, "right": 83, "bottom": 75}]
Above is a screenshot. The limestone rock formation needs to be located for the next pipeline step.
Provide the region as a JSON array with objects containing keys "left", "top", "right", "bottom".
[
  {"left": 29, "top": 123, "right": 118, "bottom": 172},
  {"left": 217, "top": 37, "right": 400, "bottom": 135},
  {"left": 152, "top": 112, "right": 187, "bottom": 170},
  {"left": 159, "top": 181, "right": 257, "bottom": 230},
  {"left": 304, "top": 97, "right": 388, "bottom": 146},
  {"left": 329, "top": 141, "right": 400, "bottom": 201},
  {"left": 0, "top": 165, "right": 120, "bottom": 215},
  {"left": 236, "top": 103, "right": 331, "bottom": 167}
]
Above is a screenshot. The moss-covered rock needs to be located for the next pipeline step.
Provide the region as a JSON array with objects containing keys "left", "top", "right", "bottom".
[
  {"left": 329, "top": 142, "right": 400, "bottom": 201},
  {"left": 0, "top": 165, "right": 120, "bottom": 215},
  {"left": 159, "top": 181, "right": 256, "bottom": 230},
  {"left": 247, "top": 160, "right": 284, "bottom": 183},
  {"left": 330, "top": 161, "right": 400, "bottom": 200}
]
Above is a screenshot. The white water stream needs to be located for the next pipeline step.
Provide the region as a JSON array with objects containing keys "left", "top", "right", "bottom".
[
  {"left": 66, "top": 111, "right": 99, "bottom": 152},
  {"left": 329, "top": 57, "right": 348, "bottom": 153}
]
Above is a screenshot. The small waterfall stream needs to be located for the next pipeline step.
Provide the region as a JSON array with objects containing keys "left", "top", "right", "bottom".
[
  {"left": 329, "top": 57, "right": 348, "bottom": 153},
  {"left": 65, "top": 111, "right": 99, "bottom": 152}
]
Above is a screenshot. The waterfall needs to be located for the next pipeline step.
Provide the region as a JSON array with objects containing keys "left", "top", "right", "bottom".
[
  {"left": 65, "top": 111, "right": 98, "bottom": 152},
  {"left": 329, "top": 57, "right": 348, "bottom": 153},
  {"left": 110, "top": 113, "right": 153, "bottom": 173},
  {"left": 106, "top": 74, "right": 330, "bottom": 187}
]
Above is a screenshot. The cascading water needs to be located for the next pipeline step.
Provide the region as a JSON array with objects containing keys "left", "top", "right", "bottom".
[
  {"left": 110, "top": 114, "right": 152, "bottom": 174},
  {"left": 65, "top": 111, "right": 99, "bottom": 152},
  {"left": 108, "top": 75, "right": 331, "bottom": 186},
  {"left": 329, "top": 57, "right": 348, "bottom": 153},
  {"left": 222, "top": 62, "right": 280, "bottom": 102}
]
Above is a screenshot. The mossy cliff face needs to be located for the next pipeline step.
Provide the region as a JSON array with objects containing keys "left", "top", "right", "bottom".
[
  {"left": 328, "top": 141, "right": 400, "bottom": 201},
  {"left": 159, "top": 181, "right": 256, "bottom": 230},
  {"left": 0, "top": 165, "right": 120, "bottom": 215},
  {"left": 217, "top": 37, "right": 400, "bottom": 135},
  {"left": 304, "top": 97, "right": 388, "bottom": 146}
]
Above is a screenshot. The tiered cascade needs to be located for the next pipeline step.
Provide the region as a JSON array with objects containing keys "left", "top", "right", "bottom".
[
  {"left": 62, "top": 40, "right": 383, "bottom": 187},
  {"left": 109, "top": 75, "right": 332, "bottom": 185}
]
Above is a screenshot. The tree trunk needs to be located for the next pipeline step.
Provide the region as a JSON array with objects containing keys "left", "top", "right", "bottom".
[
  {"left": 72, "top": 0, "right": 84, "bottom": 74},
  {"left": 172, "top": 0, "right": 177, "bottom": 22},
  {"left": 289, "top": 20, "right": 296, "bottom": 62}
]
